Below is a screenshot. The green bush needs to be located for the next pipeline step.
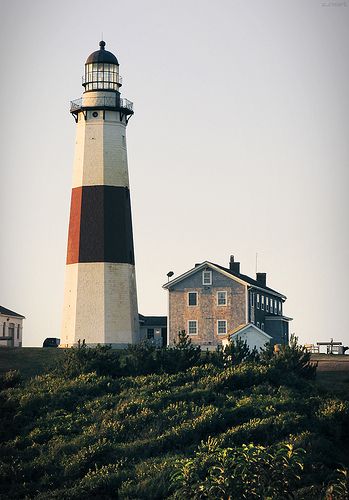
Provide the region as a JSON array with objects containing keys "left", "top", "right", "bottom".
[
  {"left": 0, "top": 369, "right": 21, "bottom": 389},
  {"left": 171, "top": 438, "right": 305, "bottom": 499}
]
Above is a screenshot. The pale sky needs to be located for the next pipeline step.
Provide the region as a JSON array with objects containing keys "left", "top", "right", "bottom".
[{"left": 1, "top": 0, "right": 348, "bottom": 348}]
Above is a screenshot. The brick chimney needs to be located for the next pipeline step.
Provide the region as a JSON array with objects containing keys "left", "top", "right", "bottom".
[
  {"left": 256, "top": 272, "right": 267, "bottom": 286},
  {"left": 229, "top": 255, "right": 240, "bottom": 274}
]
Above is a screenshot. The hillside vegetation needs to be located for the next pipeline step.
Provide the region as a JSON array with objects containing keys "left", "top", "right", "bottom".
[{"left": 0, "top": 335, "right": 348, "bottom": 499}]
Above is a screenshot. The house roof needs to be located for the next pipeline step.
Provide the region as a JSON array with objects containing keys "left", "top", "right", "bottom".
[
  {"left": 228, "top": 323, "right": 272, "bottom": 339},
  {"left": 0, "top": 306, "right": 25, "bottom": 319},
  {"left": 265, "top": 315, "right": 293, "bottom": 322},
  {"left": 163, "top": 261, "right": 286, "bottom": 299}
]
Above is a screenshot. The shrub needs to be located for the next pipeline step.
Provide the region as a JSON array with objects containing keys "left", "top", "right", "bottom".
[
  {"left": 264, "top": 335, "right": 317, "bottom": 383},
  {"left": 0, "top": 369, "right": 21, "bottom": 389},
  {"left": 171, "top": 438, "right": 305, "bottom": 499},
  {"left": 56, "top": 344, "right": 121, "bottom": 378},
  {"left": 223, "top": 338, "right": 260, "bottom": 366}
]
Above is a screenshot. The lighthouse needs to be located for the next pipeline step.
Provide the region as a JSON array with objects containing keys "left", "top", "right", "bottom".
[{"left": 61, "top": 41, "right": 139, "bottom": 348}]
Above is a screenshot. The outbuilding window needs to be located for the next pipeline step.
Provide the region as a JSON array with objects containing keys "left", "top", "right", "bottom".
[{"left": 147, "top": 328, "right": 154, "bottom": 339}]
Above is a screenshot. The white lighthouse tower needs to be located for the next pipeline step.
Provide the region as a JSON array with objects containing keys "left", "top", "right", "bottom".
[{"left": 61, "top": 41, "right": 139, "bottom": 347}]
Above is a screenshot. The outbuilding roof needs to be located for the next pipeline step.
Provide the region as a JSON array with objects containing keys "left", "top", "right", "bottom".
[
  {"left": 0, "top": 306, "right": 25, "bottom": 319},
  {"left": 227, "top": 323, "right": 272, "bottom": 339},
  {"left": 139, "top": 314, "right": 167, "bottom": 327}
]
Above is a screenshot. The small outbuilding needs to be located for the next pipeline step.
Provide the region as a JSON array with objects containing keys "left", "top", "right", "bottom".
[
  {"left": 139, "top": 314, "right": 167, "bottom": 347},
  {"left": 222, "top": 323, "right": 272, "bottom": 352},
  {"left": 0, "top": 306, "right": 25, "bottom": 347}
]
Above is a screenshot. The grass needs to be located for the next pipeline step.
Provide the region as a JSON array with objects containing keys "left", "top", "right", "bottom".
[
  {"left": 316, "top": 371, "right": 349, "bottom": 398},
  {"left": 0, "top": 347, "right": 65, "bottom": 379}
]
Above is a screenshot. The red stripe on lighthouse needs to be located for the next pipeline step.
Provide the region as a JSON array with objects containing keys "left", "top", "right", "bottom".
[{"left": 66, "top": 187, "right": 82, "bottom": 264}]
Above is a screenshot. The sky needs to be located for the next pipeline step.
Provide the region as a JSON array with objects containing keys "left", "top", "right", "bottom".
[{"left": 0, "top": 0, "right": 348, "bottom": 348}]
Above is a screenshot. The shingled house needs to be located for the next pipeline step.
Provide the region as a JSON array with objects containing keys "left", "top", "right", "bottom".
[{"left": 163, "top": 256, "right": 292, "bottom": 349}]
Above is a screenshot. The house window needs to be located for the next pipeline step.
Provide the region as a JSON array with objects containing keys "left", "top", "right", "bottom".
[
  {"left": 202, "top": 270, "right": 212, "bottom": 285},
  {"left": 257, "top": 321, "right": 260, "bottom": 328},
  {"left": 261, "top": 323, "right": 264, "bottom": 331},
  {"left": 261, "top": 296, "right": 265, "bottom": 310},
  {"left": 270, "top": 300, "right": 273, "bottom": 313},
  {"left": 266, "top": 297, "right": 269, "bottom": 312},
  {"left": 256, "top": 293, "right": 260, "bottom": 309},
  {"left": 278, "top": 302, "right": 282, "bottom": 315},
  {"left": 147, "top": 328, "right": 154, "bottom": 339},
  {"left": 274, "top": 299, "right": 277, "bottom": 314},
  {"left": 250, "top": 293, "right": 255, "bottom": 308},
  {"left": 188, "top": 320, "right": 198, "bottom": 335},
  {"left": 17, "top": 325, "right": 20, "bottom": 340},
  {"left": 217, "top": 320, "right": 227, "bottom": 335},
  {"left": 8, "top": 323, "right": 14, "bottom": 338},
  {"left": 188, "top": 292, "right": 198, "bottom": 306},
  {"left": 217, "top": 291, "right": 227, "bottom": 306},
  {"left": 2, "top": 323, "right": 5, "bottom": 336}
]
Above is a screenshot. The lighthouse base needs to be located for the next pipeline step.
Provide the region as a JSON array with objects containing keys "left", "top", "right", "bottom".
[{"left": 61, "top": 262, "right": 139, "bottom": 347}]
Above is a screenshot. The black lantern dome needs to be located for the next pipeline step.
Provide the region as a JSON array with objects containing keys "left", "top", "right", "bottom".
[
  {"left": 83, "top": 41, "right": 121, "bottom": 92},
  {"left": 86, "top": 41, "right": 119, "bottom": 65}
]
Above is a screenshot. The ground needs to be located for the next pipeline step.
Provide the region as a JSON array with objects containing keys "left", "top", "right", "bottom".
[{"left": 0, "top": 347, "right": 65, "bottom": 379}]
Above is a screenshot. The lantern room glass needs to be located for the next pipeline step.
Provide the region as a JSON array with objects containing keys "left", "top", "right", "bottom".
[{"left": 84, "top": 63, "right": 119, "bottom": 91}]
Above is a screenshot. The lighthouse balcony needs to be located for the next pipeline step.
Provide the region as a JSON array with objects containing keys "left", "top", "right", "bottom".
[{"left": 70, "top": 96, "right": 134, "bottom": 116}]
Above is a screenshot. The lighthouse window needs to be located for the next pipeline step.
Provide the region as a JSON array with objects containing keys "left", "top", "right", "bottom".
[{"left": 84, "top": 62, "right": 119, "bottom": 91}]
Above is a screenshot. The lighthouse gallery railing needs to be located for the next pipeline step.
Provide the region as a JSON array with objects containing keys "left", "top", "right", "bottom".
[{"left": 70, "top": 96, "right": 134, "bottom": 113}]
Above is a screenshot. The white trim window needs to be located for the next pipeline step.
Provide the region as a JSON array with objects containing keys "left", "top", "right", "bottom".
[
  {"left": 217, "top": 320, "right": 227, "bottom": 335},
  {"left": 217, "top": 291, "right": 227, "bottom": 306},
  {"left": 261, "top": 323, "right": 264, "bottom": 331},
  {"left": 250, "top": 293, "right": 255, "bottom": 308},
  {"left": 274, "top": 299, "right": 277, "bottom": 314},
  {"left": 278, "top": 301, "right": 282, "bottom": 315},
  {"left": 270, "top": 299, "right": 273, "bottom": 314},
  {"left": 202, "top": 270, "right": 212, "bottom": 285},
  {"left": 257, "top": 321, "right": 260, "bottom": 328},
  {"left": 261, "top": 295, "right": 265, "bottom": 310},
  {"left": 188, "top": 320, "right": 198, "bottom": 335},
  {"left": 188, "top": 291, "right": 198, "bottom": 306},
  {"left": 266, "top": 297, "right": 269, "bottom": 312},
  {"left": 256, "top": 293, "right": 260, "bottom": 309}
]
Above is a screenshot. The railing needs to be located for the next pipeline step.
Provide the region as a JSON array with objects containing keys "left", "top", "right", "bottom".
[
  {"left": 70, "top": 96, "right": 134, "bottom": 113},
  {"left": 120, "top": 98, "right": 133, "bottom": 111}
]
